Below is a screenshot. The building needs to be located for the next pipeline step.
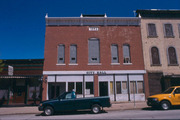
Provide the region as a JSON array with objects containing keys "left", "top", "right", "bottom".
[
  {"left": 42, "top": 14, "right": 147, "bottom": 102},
  {"left": 0, "top": 59, "right": 44, "bottom": 105},
  {"left": 136, "top": 10, "right": 180, "bottom": 95}
]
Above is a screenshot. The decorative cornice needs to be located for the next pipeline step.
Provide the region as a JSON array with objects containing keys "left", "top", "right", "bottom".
[{"left": 45, "top": 16, "right": 140, "bottom": 26}]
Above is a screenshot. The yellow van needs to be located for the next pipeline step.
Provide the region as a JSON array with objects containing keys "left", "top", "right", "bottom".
[{"left": 147, "top": 86, "right": 180, "bottom": 110}]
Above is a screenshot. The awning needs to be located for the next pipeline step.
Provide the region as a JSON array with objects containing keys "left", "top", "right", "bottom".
[{"left": 0, "top": 75, "right": 42, "bottom": 79}]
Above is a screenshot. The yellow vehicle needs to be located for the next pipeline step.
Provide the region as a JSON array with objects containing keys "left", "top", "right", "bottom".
[{"left": 147, "top": 86, "right": 180, "bottom": 110}]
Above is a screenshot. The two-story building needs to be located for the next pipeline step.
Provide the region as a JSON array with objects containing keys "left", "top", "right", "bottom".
[
  {"left": 136, "top": 10, "right": 180, "bottom": 95},
  {"left": 42, "top": 14, "right": 147, "bottom": 101}
]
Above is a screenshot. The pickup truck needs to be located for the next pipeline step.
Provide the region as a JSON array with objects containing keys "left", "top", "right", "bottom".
[
  {"left": 147, "top": 86, "right": 180, "bottom": 110},
  {"left": 39, "top": 91, "right": 111, "bottom": 116}
]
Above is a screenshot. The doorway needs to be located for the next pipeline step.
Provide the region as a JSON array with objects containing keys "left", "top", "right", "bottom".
[{"left": 99, "top": 82, "right": 108, "bottom": 96}]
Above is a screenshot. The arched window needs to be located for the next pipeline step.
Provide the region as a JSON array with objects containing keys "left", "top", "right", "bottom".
[
  {"left": 168, "top": 47, "right": 178, "bottom": 65},
  {"left": 57, "top": 44, "right": 65, "bottom": 64},
  {"left": 111, "top": 44, "right": 119, "bottom": 63},
  {"left": 123, "top": 44, "right": 131, "bottom": 63},
  {"left": 70, "top": 44, "right": 77, "bottom": 63},
  {"left": 88, "top": 38, "right": 100, "bottom": 63},
  {"left": 151, "top": 47, "right": 160, "bottom": 65}
]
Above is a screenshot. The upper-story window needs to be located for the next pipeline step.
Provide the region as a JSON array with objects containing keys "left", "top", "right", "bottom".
[
  {"left": 178, "top": 24, "right": 180, "bottom": 38},
  {"left": 147, "top": 23, "right": 157, "bottom": 37},
  {"left": 123, "top": 44, "right": 131, "bottom": 63},
  {"left": 88, "top": 38, "right": 100, "bottom": 63},
  {"left": 164, "top": 24, "right": 174, "bottom": 38},
  {"left": 57, "top": 44, "right": 65, "bottom": 64},
  {"left": 111, "top": 44, "right": 119, "bottom": 63},
  {"left": 168, "top": 47, "right": 178, "bottom": 65},
  {"left": 151, "top": 47, "right": 161, "bottom": 66},
  {"left": 70, "top": 44, "right": 77, "bottom": 64}
]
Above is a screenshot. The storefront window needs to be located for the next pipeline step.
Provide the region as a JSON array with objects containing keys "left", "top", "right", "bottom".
[
  {"left": 122, "top": 81, "right": 127, "bottom": 94},
  {"left": 76, "top": 82, "right": 82, "bottom": 94},
  {"left": 116, "top": 81, "right": 121, "bottom": 94},
  {"left": 68, "top": 82, "right": 74, "bottom": 92},
  {"left": 137, "top": 81, "right": 143, "bottom": 93},
  {"left": 130, "top": 81, "right": 137, "bottom": 94},
  {"left": 110, "top": 82, "right": 114, "bottom": 94},
  {"left": 86, "top": 82, "right": 94, "bottom": 94}
]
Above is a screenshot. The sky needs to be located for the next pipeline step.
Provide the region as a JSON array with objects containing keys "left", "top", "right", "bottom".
[{"left": 0, "top": 0, "right": 180, "bottom": 59}]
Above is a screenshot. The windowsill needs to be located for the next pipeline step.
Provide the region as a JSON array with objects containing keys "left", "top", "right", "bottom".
[
  {"left": 164, "top": 36, "right": 175, "bottom": 38},
  {"left": 69, "top": 63, "right": 78, "bottom": 65},
  {"left": 123, "top": 63, "right": 132, "bottom": 65},
  {"left": 88, "top": 63, "right": 102, "bottom": 65},
  {"left": 168, "top": 64, "right": 179, "bottom": 66},
  {"left": 151, "top": 64, "right": 162, "bottom": 66},
  {"left": 111, "top": 63, "right": 120, "bottom": 65},
  {"left": 56, "top": 63, "right": 66, "bottom": 65},
  {"left": 147, "top": 36, "right": 158, "bottom": 38}
]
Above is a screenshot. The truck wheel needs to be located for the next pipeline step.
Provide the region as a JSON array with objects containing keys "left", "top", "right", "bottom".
[
  {"left": 160, "top": 101, "right": 170, "bottom": 110},
  {"left": 44, "top": 106, "right": 54, "bottom": 116},
  {"left": 91, "top": 104, "right": 101, "bottom": 114}
]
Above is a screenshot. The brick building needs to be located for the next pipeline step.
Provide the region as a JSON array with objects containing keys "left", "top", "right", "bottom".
[
  {"left": 42, "top": 14, "right": 147, "bottom": 101},
  {"left": 136, "top": 10, "right": 180, "bottom": 95},
  {"left": 0, "top": 59, "right": 44, "bottom": 105}
]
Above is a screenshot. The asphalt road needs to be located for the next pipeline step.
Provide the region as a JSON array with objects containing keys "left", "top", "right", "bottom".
[{"left": 0, "top": 108, "right": 180, "bottom": 119}]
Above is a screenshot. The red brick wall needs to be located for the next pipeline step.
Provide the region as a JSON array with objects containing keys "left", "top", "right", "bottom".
[{"left": 44, "top": 26, "right": 144, "bottom": 71}]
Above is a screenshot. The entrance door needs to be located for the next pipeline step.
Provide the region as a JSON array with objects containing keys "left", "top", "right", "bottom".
[
  {"left": 99, "top": 82, "right": 108, "bottom": 96},
  {"left": 13, "top": 86, "right": 25, "bottom": 103}
]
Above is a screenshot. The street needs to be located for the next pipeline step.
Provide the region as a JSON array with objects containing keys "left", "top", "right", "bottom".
[{"left": 1, "top": 108, "right": 180, "bottom": 119}]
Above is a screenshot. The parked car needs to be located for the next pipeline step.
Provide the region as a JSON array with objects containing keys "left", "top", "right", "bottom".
[
  {"left": 39, "top": 91, "right": 111, "bottom": 116},
  {"left": 147, "top": 86, "right": 180, "bottom": 110}
]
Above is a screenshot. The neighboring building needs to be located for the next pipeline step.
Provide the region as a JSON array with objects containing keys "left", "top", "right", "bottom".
[
  {"left": 43, "top": 14, "right": 147, "bottom": 102},
  {"left": 0, "top": 59, "right": 44, "bottom": 105},
  {"left": 136, "top": 10, "right": 180, "bottom": 95}
]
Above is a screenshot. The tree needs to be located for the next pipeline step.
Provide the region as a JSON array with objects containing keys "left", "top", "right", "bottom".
[{"left": 0, "top": 60, "right": 5, "bottom": 72}]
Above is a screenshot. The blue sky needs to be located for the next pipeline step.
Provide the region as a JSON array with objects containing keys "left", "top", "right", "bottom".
[{"left": 0, "top": 0, "right": 180, "bottom": 59}]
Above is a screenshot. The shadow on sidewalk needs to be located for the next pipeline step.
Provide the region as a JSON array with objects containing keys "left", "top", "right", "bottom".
[
  {"left": 142, "top": 106, "right": 180, "bottom": 111},
  {"left": 36, "top": 110, "right": 108, "bottom": 116}
]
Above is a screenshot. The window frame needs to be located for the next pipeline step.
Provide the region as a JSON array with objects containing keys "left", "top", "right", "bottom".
[
  {"left": 111, "top": 44, "right": 120, "bottom": 64},
  {"left": 123, "top": 44, "right": 131, "bottom": 64},
  {"left": 147, "top": 23, "right": 158, "bottom": 38},
  {"left": 163, "top": 23, "right": 174, "bottom": 38},
  {"left": 69, "top": 44, "right": 77, "bottom": 65},
  {"left": 88, "top": 38, "right": 101, "bottom": 65},
  {"left": 167, "top": 46, "right": 179, "bottom": 66},
  {"left": 150, "top": 46, "right": 161, "bottom": 66},
  {"left": 57, "top": 44, "right": 65, "bottom": 64}
]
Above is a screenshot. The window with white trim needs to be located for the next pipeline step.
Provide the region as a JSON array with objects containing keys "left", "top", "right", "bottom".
[
  {"left": 70, "top": 45, "right": 77, "bottom": 64},
  {"left": 57, "top": 44, "right": 65, "bottom": 64},
  {"left": 123, "top": 44, "right": 131, "bottom": 63},
  {"left": 88, "top": 38, "right": 100, "bottom": 63},
  {"left": 111, "top": 44, "right": 119, "bottom": 63}
]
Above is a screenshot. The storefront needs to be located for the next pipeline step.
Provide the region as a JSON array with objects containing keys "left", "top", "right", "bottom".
[
  {"left": 44, "top": 70, "right": 146, "bottom": 101},
  {"left": 0, "top": 59, "right": 44, "bottom": 105}
]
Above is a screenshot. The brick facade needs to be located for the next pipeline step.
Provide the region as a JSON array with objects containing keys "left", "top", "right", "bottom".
[{"left": 43, "top": 15, "right": 146, "bottom": 101}]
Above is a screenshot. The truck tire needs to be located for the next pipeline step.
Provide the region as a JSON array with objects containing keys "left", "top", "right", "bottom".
[
  {"left": 160, "top": 101, "right": 171, "bottom": 110},
  {"left": 91, "top": 104, "right": 101, "bottom": 114},
  {"left": 44, "top": 106, "right": 54, "bottom": 116}
]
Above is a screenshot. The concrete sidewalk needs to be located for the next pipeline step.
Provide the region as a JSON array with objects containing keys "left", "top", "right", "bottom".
[{"left": 0, "top": 102, "right": 148, "bottom": 115}]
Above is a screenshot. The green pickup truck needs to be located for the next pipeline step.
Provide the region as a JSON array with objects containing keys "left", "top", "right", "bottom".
[{"left": 38, "top": 91, "right": 111, "bottom": 116}]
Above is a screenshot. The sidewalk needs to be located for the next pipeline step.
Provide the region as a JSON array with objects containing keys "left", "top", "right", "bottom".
[{"left": 0, "top": 102, "right": 148, "bottom": 115}]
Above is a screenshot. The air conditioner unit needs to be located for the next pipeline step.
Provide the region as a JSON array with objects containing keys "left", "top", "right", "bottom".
[{"left": 124, "top": 57, "right": 130, "bottom": 63}]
